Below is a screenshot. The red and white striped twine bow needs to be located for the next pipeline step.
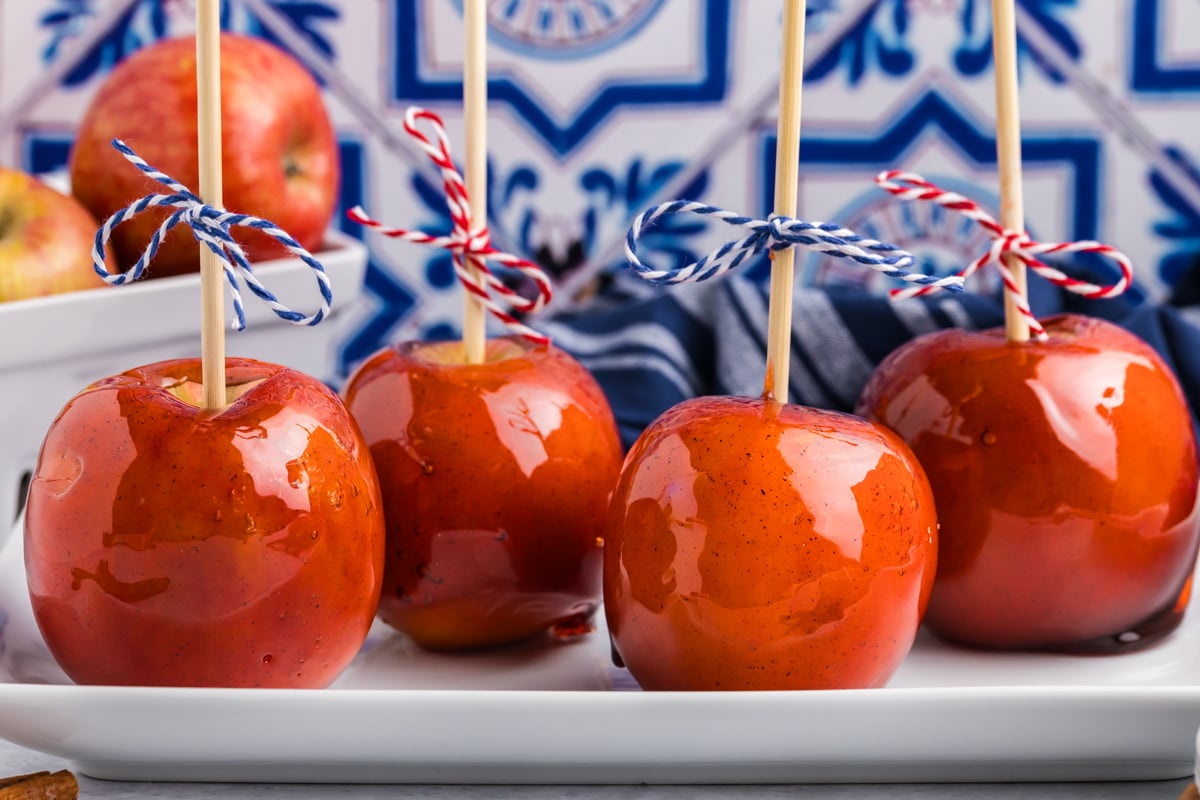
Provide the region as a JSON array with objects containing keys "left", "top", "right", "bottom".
[
  {"left": 874, "top": 171, "right": 1133, "bottom": 340},
  {"left": 348, "top": 107, "right": 553, "bottom": 344}
]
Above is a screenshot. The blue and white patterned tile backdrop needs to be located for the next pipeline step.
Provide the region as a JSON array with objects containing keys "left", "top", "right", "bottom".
[{"left": 3, "top": 0, "right": 1198, "bottom": 378}]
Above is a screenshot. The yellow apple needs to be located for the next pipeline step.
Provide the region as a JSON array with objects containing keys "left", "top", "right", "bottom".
[{"left": 0, "top": 168, "right": 110, "bottom": 302}]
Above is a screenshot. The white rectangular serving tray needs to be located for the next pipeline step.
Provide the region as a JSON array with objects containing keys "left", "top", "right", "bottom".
[
  {"left": 1, "top": 512, "right": 1199, "bottom": 785},
  {"left": 0, "top": 230, "right": 368, "bottom": 535}
]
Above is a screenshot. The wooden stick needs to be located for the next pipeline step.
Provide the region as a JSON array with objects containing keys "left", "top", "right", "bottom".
[
  {"left": 991, "top": 0, "right": 1030, "bottom": 343},
  {"left": 0, "top": 770, "right": 79, "bottom": 799},
  {"left": 462, "top": 0, "right": 488, "bottom": 364},
  {"left": 196, "top": 0, "right": 227, "bottom": 405},
  {"left": 763, "top": 0, "right": 806, "bottom": 402}
]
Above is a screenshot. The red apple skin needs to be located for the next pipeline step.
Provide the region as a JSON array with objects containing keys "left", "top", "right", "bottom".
[
  {"left": 343, "top": 336, "right": 623, "bottom": 651},
  {"left": 24, "top": 358, "right": 385, "bottom": 687},
  {"left": 69, "top": 34, "right": 337, "bottom": 277},
  {"left": 604, "top": 396, "right": 938, "bottom": 691},
  {"left": 0, "top": 168, "right": 113, "bottom": 301},
  {"left": 857, "top": 313, "right": 1200, "bottom": 650}
]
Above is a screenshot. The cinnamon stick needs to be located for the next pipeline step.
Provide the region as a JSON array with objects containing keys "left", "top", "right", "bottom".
[{"left": 0, "top": 770, "right": 79, "bottom": 800}]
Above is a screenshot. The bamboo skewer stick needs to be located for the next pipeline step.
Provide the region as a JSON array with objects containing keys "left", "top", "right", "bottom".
[
  {"left": 763, "top": 0, "right": 807, "bottom": 402},
  {"left": 196, "top": 0, "right": 227, "bottom": 407},
  {"left": 991, "top": 0, "right": 1030, "bottom": 343},
  {"left": 462, "top": 0, "right": 488, "bottom": 364}
]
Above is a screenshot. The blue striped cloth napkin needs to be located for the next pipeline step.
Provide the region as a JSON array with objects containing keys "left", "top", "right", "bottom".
[{"left": 543, "top": 273, "right": 1200, "bottom": 449}]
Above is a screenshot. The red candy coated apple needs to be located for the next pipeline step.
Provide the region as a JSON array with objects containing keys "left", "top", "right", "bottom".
[
  {"left": 857, "top": 313, "right": 1200, "bottom": 650},
  {"left": 604, "top": 395, "right": 938, "bottom": 690},
  {"left": 70, "top": 33, "right": 337, "bottom": 277},
  {"left": 25, "top": 358, "right": 385, "bottom": 687},
  {"left": 344, "top": 336, "right": 622, "bottom": 651}
]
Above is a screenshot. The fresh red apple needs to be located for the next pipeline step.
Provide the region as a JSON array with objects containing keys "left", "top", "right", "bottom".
[
  {"left": 24, "top": 358, "right": 385, "bottom": 687},
  {"left": 69, "top": 33, "right": 337, "bottom": 277},
  {"left": 604, "top": 395, "right": 938, "bottom": 690},
  {"left": 343, "top": 336, "right": 623, "bottom": 651},
  {"left": 0, "top": 167, "right": 112, "bottom": 301},
  {"left": 857, "top": 313, "right": 1200, "bottom": 650}
]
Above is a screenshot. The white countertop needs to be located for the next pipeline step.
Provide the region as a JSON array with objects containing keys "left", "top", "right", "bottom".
[{"left": 0, "top": 739, "right": 1190, "bottom": 800}]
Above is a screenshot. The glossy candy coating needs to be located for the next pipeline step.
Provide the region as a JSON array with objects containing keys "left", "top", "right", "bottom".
[
  {"left": 604, "top": 396, "right": 937, "bottom": 690},
  {"left": 25, "top": 358, "right": 385, "bottom": 687},
  {"left": 857, "top": 313, "right": 1200, "bottom": 650},
  {"left": 343, "top": 337, "right": 622, "bottom": 650}
]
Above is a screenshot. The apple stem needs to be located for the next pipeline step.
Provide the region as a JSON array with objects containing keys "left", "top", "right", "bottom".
[
  {"left": 992, "top": 0, "right": 1030, "bottom": 344},
  {"left": 196, "top": 0, "right": 227, "bottom": 407},
  {"left": 462, "top": 0, "right": 488, "bottom": 365},
  {"left": 762, "top": 0, "right": 806, "bottom": 403}
]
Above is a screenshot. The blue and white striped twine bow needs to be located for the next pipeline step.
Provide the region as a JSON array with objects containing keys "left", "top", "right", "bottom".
[
  {"left": 625, "top": 201, "right": 964, "bottom": 292},
  {"left": 92, "top": 139, "right": 332, "bottom": 330}
]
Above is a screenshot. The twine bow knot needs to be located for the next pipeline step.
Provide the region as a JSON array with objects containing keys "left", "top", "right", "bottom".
[
  {"left": 624, "top": 200, "right": 964, "bottom": 292},
  {"left": 875, "top": 170, "right": 1133, "bottom": 340},
  {"left": 92, "top": 139, "right": 332, "bottom": 330},
  {"left": 348, "top": 107, "right": 552, "bottom": 344}
]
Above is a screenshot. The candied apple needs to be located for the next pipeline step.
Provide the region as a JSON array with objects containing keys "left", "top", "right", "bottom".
[
  {"left": 857, "top": 313, "right": 1200, "bottom": 650},
  {"left": 604, "top": 395, "right": 937, "bottom": 690},
  {"left": 343, "top": 336, "right": 622, "bottom": 650},
  {"left": 25, "top": 358, "right": 385, "bottom": 687}
]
